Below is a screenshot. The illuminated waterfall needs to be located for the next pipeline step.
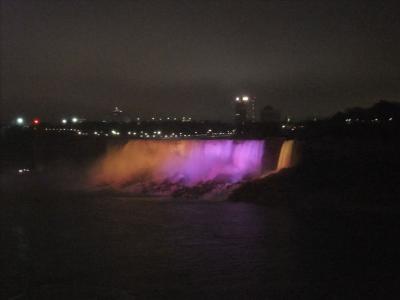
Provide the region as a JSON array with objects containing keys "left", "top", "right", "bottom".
[
  {"left": 91, "top": 140, "right": 265, "bottom": 188},
  {"left": 276, "top": 140, "right": 295, "bottom": 171}
]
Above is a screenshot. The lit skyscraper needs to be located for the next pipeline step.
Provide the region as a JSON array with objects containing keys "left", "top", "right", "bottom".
[{"left": 234, "top": 95, "right": 256, "bottom": 125}]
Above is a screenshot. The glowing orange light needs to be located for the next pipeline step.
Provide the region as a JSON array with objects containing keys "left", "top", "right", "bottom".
[{"left": 276, "top": 140, "right": 294, "bottom": 171}]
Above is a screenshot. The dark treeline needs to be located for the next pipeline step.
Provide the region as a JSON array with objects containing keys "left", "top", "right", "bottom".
[{"left": 287, "top": 100, "right": 400, "bottom": 140}]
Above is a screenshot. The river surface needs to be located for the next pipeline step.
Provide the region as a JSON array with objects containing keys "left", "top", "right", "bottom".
[{"left": 2, "top": 188, "right": 400, "bottom": 299}]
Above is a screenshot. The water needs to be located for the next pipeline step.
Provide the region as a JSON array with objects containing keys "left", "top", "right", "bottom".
[
  {"left": 277, "top": 140, "right": 295, "bottom": 171},
  {"left": 3, "top": 191, "right": 400, "bottom": 299}
]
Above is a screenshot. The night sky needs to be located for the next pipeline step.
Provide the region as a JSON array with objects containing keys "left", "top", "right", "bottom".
[{"left": 2, "top": 0, "right": 400, "bottom": 122}]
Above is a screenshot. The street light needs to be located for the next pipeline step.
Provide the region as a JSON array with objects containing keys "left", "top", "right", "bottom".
[
  {"left": 71, "top": 117, "right": 78, "bottom": 123},
  {"left": 16, "top": 117, "right": 24, "bottom": 125},
  {"left": 61, "top": 118, "right": 68, "bottom": 124}
]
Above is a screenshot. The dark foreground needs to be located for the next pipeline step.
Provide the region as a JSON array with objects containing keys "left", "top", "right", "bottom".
[{"left": 1, "top": 175, "right": 400, "bottom": 299}]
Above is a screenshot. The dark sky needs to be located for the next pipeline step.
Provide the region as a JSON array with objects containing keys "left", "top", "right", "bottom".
[{"left": 2, "top": 0, "right": 400, "bottom": 121}]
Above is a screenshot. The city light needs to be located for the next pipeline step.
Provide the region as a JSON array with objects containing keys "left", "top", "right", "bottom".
[
  {"left": 16, "top": 117, "right": 24, "bottom": 125},
  {"left": 18, "top": 168, "right": 30, "bottom": 174},
  {"left": 61, "top": 118, "right": 68, "bottom": 124},
  {"left": 242, "top": 96, "right": 249, "bottom": 101},
  {"left": 33, "top": 118, "right": 40, "bottom": 125},
  {"left": 236, "top": 97, "right": 240, "bottom": 101},
  {"left": 71, "top": 117, "right": 78, "bottom": 123}
]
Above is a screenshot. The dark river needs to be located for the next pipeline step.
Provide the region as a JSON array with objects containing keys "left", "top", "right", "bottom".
[{"left": 2, "top": 190, "right": 400, "bottom": 299}]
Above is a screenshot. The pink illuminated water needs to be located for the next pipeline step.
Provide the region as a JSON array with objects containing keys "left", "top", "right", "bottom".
[{"left": 91, "top": 140, "right": 265, "bottom": 188}]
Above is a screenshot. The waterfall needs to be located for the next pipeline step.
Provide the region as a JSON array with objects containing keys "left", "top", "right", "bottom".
[
  {"left": 276, "top": 140, "right": 295, "bottom": 171},
  {"left": 90, "top": 140, "right": 265, "bottom": 188}
]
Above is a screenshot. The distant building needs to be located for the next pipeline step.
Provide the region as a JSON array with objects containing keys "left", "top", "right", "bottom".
[
  {"left": 234, "top": 95, "right": 256, "bottom": 125},
  {"left": 260, "top": 105, "right": 281, "bottom": 123},
  {"left": 110, "top": 106, "right": 129, "bottom": 123},
  {"left": 113, "top": 106, "right": 123, "bottom": 116}
]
